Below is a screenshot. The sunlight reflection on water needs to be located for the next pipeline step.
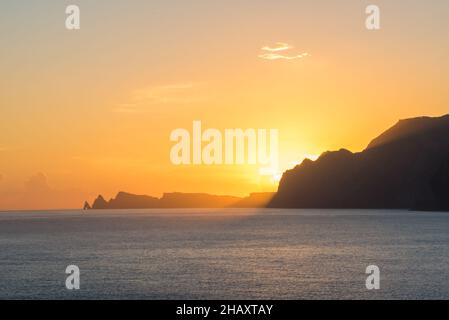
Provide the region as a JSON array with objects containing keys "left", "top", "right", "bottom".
[{"left": 1, "top": 209, "right": 449, "bottom": 299}]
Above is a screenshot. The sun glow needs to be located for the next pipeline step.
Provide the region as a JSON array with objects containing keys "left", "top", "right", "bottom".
[
  {"left": 289, "top": 155, "right": 320, "bottom": 168},
  {"left": 2, "top": 1, "right": 448, "bottom": 210}
]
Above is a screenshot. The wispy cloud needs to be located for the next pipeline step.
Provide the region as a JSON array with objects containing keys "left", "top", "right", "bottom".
[
  {"left": 114, "top": 82, "right": 204, "bottom": 113},
  {"left": 259, "top": 52, "right": 310, "bottom": 60},
  {"left": 133, "top": 83, "right": 197, "bottom": 105},
  {"left": 24, "top": 173, "right": 50, "bottom": 192},
  {"left": 261, "top": 42, "right": 293, "bottom": 52},
  {"left": 112, "top": 105, "right": 144, "bottom": 113},
  {"left": 259, "top": 42, "right": 310, "bottom": 61}
]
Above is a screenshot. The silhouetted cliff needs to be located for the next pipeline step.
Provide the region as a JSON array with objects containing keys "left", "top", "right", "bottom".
[
  {"left": 108, "top": 192, "right": 159, "bottom": 209},
  {"left": 269, "top": 115, "right": 449, "bottom": 211},
  {"left": 92, "top": 195, "right": 108, "bottom": 209},
  {"left": 85, "top": 191, "right": 274, "bottom": 209}
]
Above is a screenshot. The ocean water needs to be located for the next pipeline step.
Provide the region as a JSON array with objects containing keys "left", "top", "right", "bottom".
[{"left": 1, "top": 208, "right": 449, "bottom": 300}]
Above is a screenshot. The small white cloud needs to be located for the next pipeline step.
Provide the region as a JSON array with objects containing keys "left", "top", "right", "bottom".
[
  {"left": 259, "top": 52, "right": 310, "bottom": 61},
  {"left": 259, "top": 43, "right": 310, "bottom": 61},
  {"left": 261, "top": 42, "right": 293, "bottom": 52},
  {"left": 114, "top": 82, "right": 205, "bottom": 113},
  {"left": 133, "top": 83, "right": 196, "bottom": 104}
]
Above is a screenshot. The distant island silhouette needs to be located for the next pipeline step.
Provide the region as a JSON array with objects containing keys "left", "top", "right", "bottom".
[
  {"left": 85, "top": 192, "right": 275, "bottom": 209},
  {"left": 84, "top": 115, "right": 449, "bottom": 211}
]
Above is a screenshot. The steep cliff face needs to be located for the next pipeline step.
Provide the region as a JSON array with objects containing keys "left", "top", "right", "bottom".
[{"left": 269, "top": 115, "right": 449, "bottom": 210}]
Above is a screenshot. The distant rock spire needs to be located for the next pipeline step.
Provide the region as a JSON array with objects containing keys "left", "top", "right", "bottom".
[
  {"left": 83, "top": 201, "right": 91, "bottom": 210},
  {"left": 92, "top": 195, "right": 108, "bottom": 209}
]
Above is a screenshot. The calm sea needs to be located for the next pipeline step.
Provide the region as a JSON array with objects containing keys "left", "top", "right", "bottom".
[{"left": 0, "top": 208, "right": 449, "bottom": 299}]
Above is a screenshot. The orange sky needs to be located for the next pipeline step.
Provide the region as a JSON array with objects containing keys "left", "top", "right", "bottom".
[{"left": 1, "top": 0, "right": 449, "bottom": 209}]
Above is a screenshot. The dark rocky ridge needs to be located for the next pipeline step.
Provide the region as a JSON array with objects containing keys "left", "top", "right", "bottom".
[
  {"left": 269, "top": 115, "right": 449, "bottom": 211},
  {"left": 84, "top": 115, "right": 449, "bottom": 211},
  {"left": 85, "top": 191, "right": 275, "bottom": 209}
]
